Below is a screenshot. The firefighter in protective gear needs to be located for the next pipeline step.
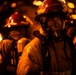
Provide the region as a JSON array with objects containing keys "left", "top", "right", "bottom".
[
  {"left": 16, "top": 0, "right": 76, "bottom": 75},
  {"left": 1, "top": 12, "right": 31, "bottom": 75}
]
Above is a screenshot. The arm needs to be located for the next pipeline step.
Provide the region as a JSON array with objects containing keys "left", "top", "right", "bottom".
[{"left": 16, "top": 38, "right": 42, "bottom": 75}]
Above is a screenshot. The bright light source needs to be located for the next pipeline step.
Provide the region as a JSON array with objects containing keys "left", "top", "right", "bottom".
[
  {"left": 8, "top": 25, "right": 11, "bottom": 28},
  {"left": 0, "top": 34, "right": 2, "bottom": 42},
  {"left": 33, "top": 0, "right": 42, "bottom": 6},
  {"left": 70, "top": 20, "right": 73, "bottom": 24},
  {"left": 59, "top": 0, "right": 66, "bottom": 3},
  {"left": 67, "top": 2, "right": 75, "bottom": 9},
  {"left": 11, "top": 2, "right": 16, "bottom": 8},
  {"left": 71, "top": 14, "right": 76, "bottom": 19}
]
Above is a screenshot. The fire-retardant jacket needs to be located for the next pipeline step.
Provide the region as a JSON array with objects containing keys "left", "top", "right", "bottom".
[{"left": 16, "top": 37, "right": 74, "bottom": 75}]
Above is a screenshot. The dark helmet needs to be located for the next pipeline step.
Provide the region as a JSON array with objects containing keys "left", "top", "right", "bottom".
[
  {"left": 34, "top": 0, "right": 68, "bottom": 40},
  {"left": 35, "top": 0, "right": 67, "bottom": 22},
  {"left": 4, "top": 12, "right": 30, "bottom": 28}
]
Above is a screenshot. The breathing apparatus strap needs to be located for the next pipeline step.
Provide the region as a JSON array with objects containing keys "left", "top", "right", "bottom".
[
  {"left": 11, "top": 39, "right": 18, "bottom": 66},
  {"left": 6, "top": 38, "right": 18, "bottom": 66}
]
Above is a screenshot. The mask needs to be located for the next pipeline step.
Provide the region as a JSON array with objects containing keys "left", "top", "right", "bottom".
[{"left": 42, "top": 16, "right": 65, "bottom": 40}]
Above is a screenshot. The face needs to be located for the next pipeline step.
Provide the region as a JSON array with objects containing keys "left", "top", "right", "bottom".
[
  {"left": 46, "top": 17, "right": 65, "bottom": 31},
  {"left": 42, "top": 16, "right": 65, "bottom": 38}
]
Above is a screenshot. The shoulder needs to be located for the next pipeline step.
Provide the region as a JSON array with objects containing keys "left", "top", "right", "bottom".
[
  {"left": 18, "top": 37, "right": 30, "bottom": 41},
  {"left": 2, "top": 39, "right": 13, "bottom": 49},
  {"left": 17, "top": 37, "right": 30, "bottom": 44},
  {"left": 23, "top": 37, "right": 41, "bottom": 53},
  {"left": 26, "top": 37, "right": 41, "bottom": 47},
  {"left": 3, "top": 39, "right": 13, "bottom": 44}
]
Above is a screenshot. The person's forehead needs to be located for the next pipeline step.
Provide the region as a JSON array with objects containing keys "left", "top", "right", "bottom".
[
  {"left": 47, "top": 17, "right": 63, "bottom": 21},
  {"left": 48, "top": 16, "right": 63, "bottom": 19},
  {"left": 43, "top": 15, "right": 63, "bottom": 19},
  {"left": 41, "top": 16, "right": 64, "bottom": 22}
]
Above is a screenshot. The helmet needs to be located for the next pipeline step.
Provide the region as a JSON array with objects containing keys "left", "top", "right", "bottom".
[
  {"left": 4, "top": 12, "right": 30, "bottom": 28},
  {"left": 34, "top": 0, "right": 68, "bottom": 40},
  {"left": 35, "top": 0, "right": 67, "bottom": 22}
]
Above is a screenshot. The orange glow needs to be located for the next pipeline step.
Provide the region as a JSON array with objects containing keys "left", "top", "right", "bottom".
[
  {"left": 0, "top": 33, "right": 3, "bottom": 50},
  {"left": 67, "top": 2, "right": 75, "bottom": 9},
  {"left": 33, "top": 0, "right": 42, "bottom": 6},
  {"left": 0, "top": 33, "right": 2, "bottom": 42},
  {"left": 73, "top": 36, "right": 76, "bottom": 45},
  {"left": 37, "top": 3, "right": 48, "bottom": 14},
  {"left": 59, "top": 0, "right": 66, "bottom": 3},
  {"left": 11, "top": 2, "right": 16, "bottom": 8},
  {"left": 23, "top": 15, "right": 33, "bottom": 25},
  {"left": 71, "top": 14, "right": 76, "bottom": 19},
  {"left": 8, "top": 25, "right": 11, "bottom": 28},
  {"left": 68, "top": 8, "right": 73, "bottom": 13},
  {"left": 70, "top": 20, "right": 73, "bottom": 24},
  {"left": 0, "top": 54, "right": 2, "bottom": 63}
]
